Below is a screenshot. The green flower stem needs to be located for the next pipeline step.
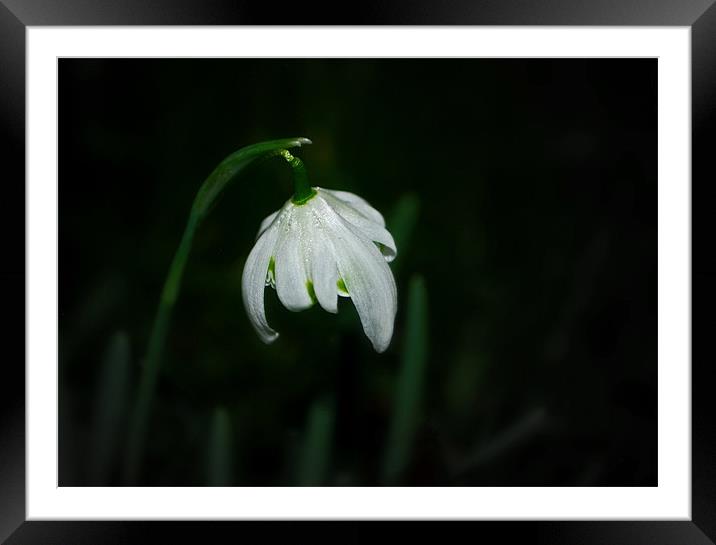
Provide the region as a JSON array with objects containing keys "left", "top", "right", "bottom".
[
  {"left": 281, "top": 150, "right": 316, "bottom": 204},
  {"left": 122, "top": 137, "right": 311, "bottom": 484}
]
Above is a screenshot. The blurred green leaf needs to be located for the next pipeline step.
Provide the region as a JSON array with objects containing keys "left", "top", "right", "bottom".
[
  {"left": 388, "top": 193, "right": 420, "bottom": 276},
  {"left": 206, "top": 407, "right": 233, "bottom": 486},
  {"left": 381, "top": 275, "right": 429, "bottom": 484},
  {"left": 297, "top": 398, "right": 335, "bottom": 486},
  {"left": 89, "top": 331, "right": 130, "bottom": 484}
]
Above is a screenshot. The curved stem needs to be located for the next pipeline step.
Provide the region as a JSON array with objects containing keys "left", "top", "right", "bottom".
[{"left": 121, "top": 138, "right": 312, "bottom": 484}]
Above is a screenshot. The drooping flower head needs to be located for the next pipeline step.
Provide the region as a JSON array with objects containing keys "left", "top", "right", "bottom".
[{"left": 242, "top": 183, "right": 397, "bottom": 352}]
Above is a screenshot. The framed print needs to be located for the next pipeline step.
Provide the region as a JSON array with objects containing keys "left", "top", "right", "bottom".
[{"left": 1, "top": 0, "right": 713, "bottom": 543}]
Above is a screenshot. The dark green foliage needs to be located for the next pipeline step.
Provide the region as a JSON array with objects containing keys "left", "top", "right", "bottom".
[
  {"left": 382, "top": 276, "right": 429, "bottom": 484},
  {"left": 206, "top": 407, "right": 234, "bottom": 486},
  {"left": 296, "top": 398, "right": 335, "bottom": 486},
  {"left": 89, "top": 332, "right": 130, "bottom": 485}
]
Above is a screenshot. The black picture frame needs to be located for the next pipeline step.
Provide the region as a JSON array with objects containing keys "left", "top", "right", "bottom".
[{"left": 1, "top": 1, "right": 713, "bottom": 543}]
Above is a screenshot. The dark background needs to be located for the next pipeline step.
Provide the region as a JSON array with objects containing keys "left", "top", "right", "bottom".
[{"left": 58, "top": 58, "right": 656, "bottom": 487}]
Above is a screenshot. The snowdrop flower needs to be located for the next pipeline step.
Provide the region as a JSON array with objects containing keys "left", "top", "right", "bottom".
[{"left": 242, "top": 182, "right": 397, "bottom": 352}]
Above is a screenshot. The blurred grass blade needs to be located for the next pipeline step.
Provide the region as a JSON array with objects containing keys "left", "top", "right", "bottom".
[
  {"left": 206, "top": 407, "right": 233, "bottom": 486},
  {"left": 382, "top": 275, "right": 429, "bottom": 484},
  {"left": 388, "top": 193, "right": 420, "bottom": 276},
  {"left": 297, "top": 398, "right": 335, "bottom": 486},
  {"left": 89, "top": 331, "right": 130, "bottom": 485},
  {"left": 123, "top": 137, "right": 311, "bottom": 484},
  {"left": 451, "top": 407, "right": 547, "bottom": 479}
]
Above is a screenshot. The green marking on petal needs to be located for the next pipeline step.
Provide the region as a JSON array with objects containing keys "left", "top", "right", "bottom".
[
  {"left": 306, "top": 280, "right": 318, "bottom": 304},
  {"left": 266, "top": 256, "right": 276, "bottom": 287},
  {"left": 336, "top": 278, "right": 349, "bottom": 295}
]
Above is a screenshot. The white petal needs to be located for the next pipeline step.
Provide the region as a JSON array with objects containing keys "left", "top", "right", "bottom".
[
  {"left": 274, "top": 207, "right": 314, "bottom": 311},
  {"left": 309, "top": 227, "right": 338, "bottom": 313},
  {"left": 256, "top": 210, "right": 279, "bottom": 239},
  {"left": 241, "top": 224, "right": 280, "bottom": 344},
  {"left": 319, "top": 189, "right": 397, "bottom": 262},
  {"left": 321, "top": 209, "right": 397, "bottom": 352},
  {"left": 319, "top": 188, "right": 386, "bottom": 226}
]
